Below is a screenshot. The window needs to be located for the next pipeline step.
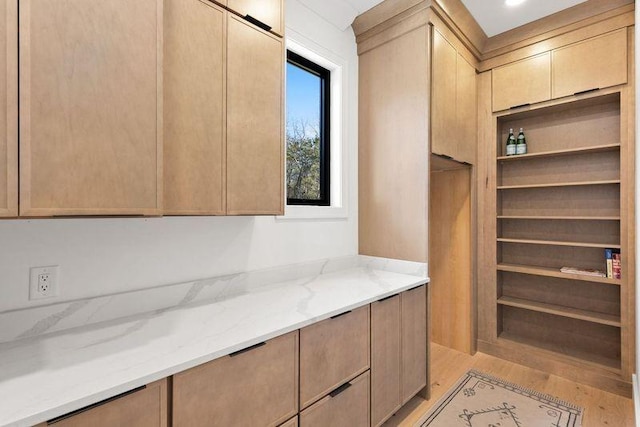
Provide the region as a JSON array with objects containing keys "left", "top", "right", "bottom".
[{"left": 286, "top": 50, "right": 330, "bottom": 206}]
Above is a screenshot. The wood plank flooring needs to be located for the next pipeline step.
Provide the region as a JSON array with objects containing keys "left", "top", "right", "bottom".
[{"left": 383, "top": 343, "right": 635, "bottom": 426}]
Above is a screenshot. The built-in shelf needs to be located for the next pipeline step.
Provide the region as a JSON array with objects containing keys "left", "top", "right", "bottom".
[
  {"left": 497, "top": 333, "right": 622, "bottom": 371},
  {"left": 497, "top": 263, "right": 621, "bottom": 285},
  {"left": 497, "top": 180, "right": 620, "bottom": 190},
  {"left": 497, "top": 296, "right": 621, "bottom": 327},
  {"left": 497, "top": 238, "right": 620, "bottom": 249},
  {"left": 497, "top": 143, "right": 621, "bottom": 162},
  {"left": 497, "top": 216, "right": 621, "bottom": 221}
]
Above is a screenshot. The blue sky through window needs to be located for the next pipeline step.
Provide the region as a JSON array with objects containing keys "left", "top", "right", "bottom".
[{"left": 286, "top": 62, "right": 321, "bottom": 138}]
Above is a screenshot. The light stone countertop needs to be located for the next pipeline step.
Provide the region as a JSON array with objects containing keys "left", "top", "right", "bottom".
[{"left": 0, "top": 258, "right": 428, "bottom": 427}]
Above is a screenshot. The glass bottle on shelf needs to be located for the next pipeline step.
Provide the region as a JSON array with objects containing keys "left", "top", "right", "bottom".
[
  {"left": 516, "top": 128, "right": 527, "bottom": 155},
  {"left": 506, "top": 128, "right": 516, "bottom": 156}
]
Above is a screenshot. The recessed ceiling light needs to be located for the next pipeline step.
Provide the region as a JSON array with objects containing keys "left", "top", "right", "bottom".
[{"left": 505, "top": 0, "right": 526, "bottom": 6}]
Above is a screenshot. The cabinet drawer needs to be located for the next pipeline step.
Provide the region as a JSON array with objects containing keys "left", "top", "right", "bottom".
[
  {"left": 300, "top": 305, "right": 370, "bottom": 409},
  {"left": 227, "top": 0, "right": 283, "bottom": 35},
  {"left": 173, "top": 331, "right": 298, "bottom": 427},
  {"left": 299, "top": 371, "right": 370, "bottom": 427},
  {"left": 492, "top": 53, "right": 551, "bottom": 111},
  {"left": 552, "top": 29, "right": 627, "bottom": 99},
  {"left": 39, "top": 380, "right": 168, "bottom": 427}
]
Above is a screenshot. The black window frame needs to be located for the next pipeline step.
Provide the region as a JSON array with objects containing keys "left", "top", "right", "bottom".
[{"left": 286, "top": 50, "right": 331, "bottom": 206}]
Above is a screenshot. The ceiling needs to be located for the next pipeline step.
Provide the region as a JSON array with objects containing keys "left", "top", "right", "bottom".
[
  {"left": 302, "top": 0, "right": 590, "bottom": 37},
  {"left": 459, "top": 0, "right": 588, "bottom": 37}
]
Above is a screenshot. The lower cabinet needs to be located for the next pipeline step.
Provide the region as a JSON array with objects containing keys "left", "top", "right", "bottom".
[
  {"left": 172, "top": 331, "right": 299, "bottom": 427},
  {"left": 371, "top": 285, "right": 428, "bottom": 426},
  {"left": 299, "top": 372, "right": 370, "bottom": 427},
  {"left": 299, "top": 305, "right": 370, "bottom": 409},
  {"left": 36, "top": 379, "right": 168, "bottom": 427},
  {"left": 38, "top": 286, "right": 428, "bottom": 427}
]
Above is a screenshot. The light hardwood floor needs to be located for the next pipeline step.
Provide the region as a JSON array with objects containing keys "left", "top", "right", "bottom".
[{"left": 383, "top": 343, "right": 635, "bottom": 426}]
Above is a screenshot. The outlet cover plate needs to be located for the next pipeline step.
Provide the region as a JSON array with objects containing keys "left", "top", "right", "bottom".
[{"left": 29, "top": 266, "right": 60, "bottom": 300}]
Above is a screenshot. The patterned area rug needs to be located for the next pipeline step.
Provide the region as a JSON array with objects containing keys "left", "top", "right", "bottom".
[{"left": 416, "top": 370, "right": 582, "bottom": 427}]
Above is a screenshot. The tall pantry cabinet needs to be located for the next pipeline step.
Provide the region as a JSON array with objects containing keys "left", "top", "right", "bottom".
[{"left": 355, "top": 0, "right": 477, "bottom": 358}]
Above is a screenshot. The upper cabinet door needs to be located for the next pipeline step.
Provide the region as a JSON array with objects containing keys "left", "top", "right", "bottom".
[
  {"left": 552, "top": 29, "right": 627, "bottom": 99},
  {"left": 164, "top": 0, "right": 226, "bottom": 215},
  {"left": 431, "top": 29, "right": 457, "bottom": 160},
  {"left": 19, "top": 0, "right": 163, "bottom": 217},
  {"left": 492, "top": 52, "right": 551, "bottom": 112},
  {"left": 227, "top": 0, "right": 283, "bottom": 36},
  {"left": 0, "top": 0, "right": 16, "bottom": 218},
  {"left": 456, "top": 53, "right": 476, "bottom": 165},
  {"left": 226, "top": 15, "right": 283, "bottom": 215}
]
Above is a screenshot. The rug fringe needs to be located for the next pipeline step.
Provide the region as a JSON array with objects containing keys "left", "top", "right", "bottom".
[{"left": 468, "top": 369, "right": 583, "bottom": 414}]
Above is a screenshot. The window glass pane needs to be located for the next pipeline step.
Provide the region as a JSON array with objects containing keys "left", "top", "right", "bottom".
[{"left": 286, "top": 61, "right": 322, "bottom": 201}]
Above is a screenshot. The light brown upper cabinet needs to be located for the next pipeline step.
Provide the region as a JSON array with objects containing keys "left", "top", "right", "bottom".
[
  {"left": 164, "top": 5, "right": 283, "bottom": 216},
  {"left": 552, "top": 29, "right": 627, "bottom": 99},
  {"left": 173, "top": 331, "right": 299, "bottom": 427},
  {"left": 455, "top": 54, "right": 477, "bottom": 165},
  {"left": 226, "top": 14, "right": 283, "bottom": 215},
  {"left": 0, "top": 0, "right": 16, "bottom": 218},
  {"left": 227, "top": 0, "right": 283, "bottom": 36},
  {"left": 431, "top": 28, "right": 476, "bottom": 164},
  {"left": 492, "top": 52, "right": 551, "bottom": 112},
  {"left": 431, "top": 29, "right": 457, "bottom": 160},
  {"left": 164, "top": 0, "right": 226, "bottom": 215},
  {"left": 19, "top": 0, "right": 163, "bottom": 217},
  {"left": 36, "top": 380, "right": 168, "bottom": 427}
]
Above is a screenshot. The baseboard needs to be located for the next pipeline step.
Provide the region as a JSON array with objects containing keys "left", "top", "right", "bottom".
[{"left": 634, "top": 374, "right": 640, "bottom": 427}]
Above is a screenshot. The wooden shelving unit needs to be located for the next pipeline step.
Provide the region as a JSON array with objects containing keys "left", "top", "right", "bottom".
[{"left": 478, "top": 91, "right": 634, "bottom": 395}]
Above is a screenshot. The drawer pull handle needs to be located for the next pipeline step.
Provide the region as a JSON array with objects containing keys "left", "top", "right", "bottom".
[
  {"left": 47, "top": 386, "right": 147, "bottom": 424},
  {"left": 229, "top": 342, "right": 266, "bottom": 357},
  {"left": 244, "top": 14, "right": 272, "bottom": 32},
  {"left": 378, "top": 293, "right": 399, "bottom": 302},
  {"left": 330, "top": 310, "right": 352, "bottom": 320},
  {"left": 509, "top": 103, "right": 530, "bottom": 110},
  {"left": 574, "top": 88, "right": 600, "bottom": 96},
  {"left": 329, "top": 382, "right": 352, "bottom": 398}
]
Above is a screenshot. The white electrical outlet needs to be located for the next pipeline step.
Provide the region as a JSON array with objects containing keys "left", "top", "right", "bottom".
[{"left": 29, "top": 266, "right": 60, "bottom": 300}]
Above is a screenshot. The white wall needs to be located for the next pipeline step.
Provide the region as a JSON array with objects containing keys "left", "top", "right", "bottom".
[{"left": 0, "top": 0, "right": 359, "bottom": 313}]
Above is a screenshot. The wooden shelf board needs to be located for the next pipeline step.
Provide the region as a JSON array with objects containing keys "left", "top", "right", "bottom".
[
  {"left": 497, "top": 215, "right": 621, "bottom": 221},
  {"left": 497, "top": 263, "right": 622, "bottom": 285},
  {"left": 497, "top": 143, "right": 621, "bottom": 161},
  {"left": 497, "top": 333, "right": 622, "bottom": 371},
  {"left": 497, "top": 180, "right": 620, "bottom": 190},
  {"left": 497, "top": 238, "right": 620, "bottom": 249},
  {"left": 498, "top": 296, "right": 621, "bottom": 327}
]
